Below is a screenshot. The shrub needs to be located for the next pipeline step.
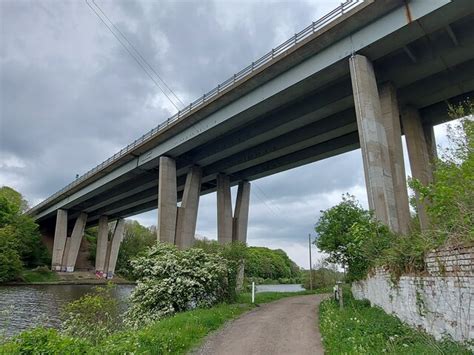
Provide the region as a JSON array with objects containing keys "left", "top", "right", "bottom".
[
  {"left": 60, "top": 284, "right": 121, "bottom": 344},
  {"left": 125, "top": 242, "right": 231, "bottom": 327},
  {"left": 244, "top": 246, "right": 301, "bottom": 281},
  {"left": 193, "top": 239, "right": 247, "bottom": 299},
  {"left": 315, "top": 194, "right": 393, "bottom": 281}
]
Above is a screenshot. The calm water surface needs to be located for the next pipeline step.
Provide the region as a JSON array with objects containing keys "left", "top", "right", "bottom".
[
  {"left": 255, "top": 284, "right": 305, "bottom": 293},
  {"left": 0, "top": 284, "right": 134, "bottom": 337}
]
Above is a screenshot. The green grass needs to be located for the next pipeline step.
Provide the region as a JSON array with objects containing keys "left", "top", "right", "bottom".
[
  {"left": 237, "top": 287, "right": 331, "bottom": 305},
  {"left": 319, "top": 289, "right": 471, "bottom": 354},
  {"left": 20, "top": 268, "right": 59, "bottom": 283},
  {"left": 1, "top": 290, "right": 321, "bottom": 354}
]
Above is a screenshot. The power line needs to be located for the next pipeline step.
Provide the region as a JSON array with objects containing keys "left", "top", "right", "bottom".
[
  {"left": 91, "top": 0, "right": 185, "bottom": 108},
  {"left": 85, "top": 0, "right": 182, "bottom": 111}
]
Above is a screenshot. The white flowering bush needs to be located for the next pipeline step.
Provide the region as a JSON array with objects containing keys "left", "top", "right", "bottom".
[{"left": 125, "top": 243, "right": 230, "bottom": 327}]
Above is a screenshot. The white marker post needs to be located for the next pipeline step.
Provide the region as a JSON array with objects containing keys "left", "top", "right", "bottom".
[{"left": 252, "top": 282, "right": 255, "bottom": 304}]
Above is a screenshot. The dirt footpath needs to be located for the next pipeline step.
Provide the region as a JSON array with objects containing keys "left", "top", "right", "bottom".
[{"left": 194, "top": 294, "right": 327, "bottom": 355}]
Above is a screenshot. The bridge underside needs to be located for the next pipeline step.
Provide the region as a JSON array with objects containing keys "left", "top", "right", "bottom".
[{"left": 41, "top": 9, "right": 473, "bottom": 228}]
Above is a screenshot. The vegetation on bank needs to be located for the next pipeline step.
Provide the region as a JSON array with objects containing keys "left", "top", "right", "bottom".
[
  {"left": 0, "top": 187, "right": 50, "bottom": 283},
  {"left": 319, "top": 289, "right": 471, "bottom": 354},
  {"left": 0, "top": 285, "right": 321, "bottom": 354},
  {"left": 315, "top": 106, "right": 473, "bottom": 281}
]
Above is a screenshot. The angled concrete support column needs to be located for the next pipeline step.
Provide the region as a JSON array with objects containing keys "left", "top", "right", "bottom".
[
  {"left": 95, "top": 216, "right": 109, "bottom": 272},
  {"left": 379, "top": 83, "right": 411, "bottom": 234},
  {"left": 105, "top": 219, "right": 125, "bottom": 279},
  {"left": 63, "top": 212, "right": 87, "bottom": 272},
  {"left": 233, "top": 181, "right": 251, "bottom": 243},
  {"left": 423, "top": 124, "right": 438, "bottom": 166},
  {"left": 349, "top": 54, "right": 399, "bottom": 232},
  {"left": 157, "top": 156, "right": 178, "bottom": 244},
  {"left": 176, "top": 166, "right": 202, "bottom": 249},
  {"left": 51, "top": 209, "right": 68, "bottom": 271},
  {"left": 217, "top": 174, "right": 233, "bottom": 244},
  {"left": 401, "top": 107, "right": 434, "bottom": 230}
]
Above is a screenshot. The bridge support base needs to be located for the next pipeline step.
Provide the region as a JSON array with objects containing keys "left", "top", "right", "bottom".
[
  {"left": 104, "top": 218, "right": 125, "bottom": 279},
  {"left": 217, "top": 175, "right": 251, "bottom": 244},
  {"left": 401, "top": 107, "right": 435, "bottom": 231},
  {"left": 157, "top": 157, "right": 202, "bottom": 249},
  {"left": 379, "top": 83, "right": 411, "bottom": 234},
  {"left": 63, "top": 212, "right": 88, "bottom": 272},
  {"left": 51, "top": 209, "right": 68, "bottom": 271},
  {"left": 95, "top": 216, "right": 109, "bottom": 273},
  {"left": 176, "top": 166, "right": 202, "bottom": 249},
  {"left": 349, "top": 54, "right": 400, "bottom": 232}
]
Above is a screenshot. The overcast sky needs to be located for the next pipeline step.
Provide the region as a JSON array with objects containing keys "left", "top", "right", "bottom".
[{"left": 0, "top": 0, "right": 451, "bottom": 268}]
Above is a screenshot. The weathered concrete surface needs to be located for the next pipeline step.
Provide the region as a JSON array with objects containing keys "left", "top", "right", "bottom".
[
  {"left": 175, "top": 166, "right": 202, "bottom": 249},
  {"left": 194, "top": 294, "right": 326, "bottom": 355},
  {"left": 232, "top": 181, "right": 251, "bottom": 243},
  {"left": 349, "top": 54, "right": 399, "bottom": 232},
  {"left": 157, "top": 156, "right": 178, "bottom": 244},
  {"left": 51, "top": 209, "right": 68, "bottom": 271},
  {"left": 106, "top": 218, "right": 125, "bottom": 278},
  {"left": 64, "top": 212, "right": 87, "bottom": 272},
  {"left": 379, "top": 83, "right": 410, "bottom": 234},
  {"left": 95, "top": 216, "right": 109, "bottom": 272},
  {"left": 217, "top": 174, "right": 233, "bottom": 244},
  {"left": 401, "top": 106, "right": 434, "bottom": 230}
]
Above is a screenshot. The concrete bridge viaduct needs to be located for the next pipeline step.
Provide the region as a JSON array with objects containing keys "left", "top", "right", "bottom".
[{"left": 27, "top": 0, "right": 474, "bottom": 277}]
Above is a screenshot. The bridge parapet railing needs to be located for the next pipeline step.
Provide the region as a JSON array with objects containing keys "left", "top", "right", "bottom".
[{"left": 28, "top": 0, "right": 363, "bottom": 214}]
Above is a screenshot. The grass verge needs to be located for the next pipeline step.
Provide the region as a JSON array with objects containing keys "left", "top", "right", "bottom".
[
  {"left": 0, "top": 289, "right": 324, "bottom": 354},
  {"left": 319, "top": 289, "right": 471, "bottom": 354},
  {"left": 20, "top": 268, "right": 59, "bottom": 283}
]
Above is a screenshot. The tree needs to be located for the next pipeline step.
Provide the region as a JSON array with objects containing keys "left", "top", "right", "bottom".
[
  {"left": 0, "top": 226, "right": 23, "bottom": 282},
  {"left": 0, "top": 186, "right": 49, "bottom": 271},
  {"left": 314, "top": 194, "right": 392, "bottom": 281}
]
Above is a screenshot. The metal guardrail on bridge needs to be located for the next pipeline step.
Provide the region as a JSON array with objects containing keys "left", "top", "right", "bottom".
[{"left": 28, "top": 0, "right": 363, "bottom": 214}]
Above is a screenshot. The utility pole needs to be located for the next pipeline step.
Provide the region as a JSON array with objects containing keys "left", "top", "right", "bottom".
[{"left": 308, "top": 233, "right": 313, "bottom": 290}]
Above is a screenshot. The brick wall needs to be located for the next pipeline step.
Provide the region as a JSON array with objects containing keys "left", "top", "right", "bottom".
[{"left": 351, "top": 245, "right": 474, "bottom": 343}]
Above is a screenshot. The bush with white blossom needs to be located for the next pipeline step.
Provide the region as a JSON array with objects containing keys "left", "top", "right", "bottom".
[{"left": 125, "top": 242, "right": 231, "bottom": 327}]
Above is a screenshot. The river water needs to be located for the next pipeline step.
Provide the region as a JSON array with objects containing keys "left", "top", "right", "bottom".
[
  {"left": 0, "top": 284, "right": 134, "bottom": 337},
  {"left": 0, "top": 283, "right": 304, "bottom": 337}
]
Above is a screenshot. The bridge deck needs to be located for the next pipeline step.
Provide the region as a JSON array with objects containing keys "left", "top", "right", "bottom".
[{"left": 29, "top": 0, "right": 474, "bottom": 227}]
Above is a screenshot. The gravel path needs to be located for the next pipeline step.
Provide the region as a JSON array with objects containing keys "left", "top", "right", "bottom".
[{"left": 193, "top": 294, "right": 327, "bottom": 355}]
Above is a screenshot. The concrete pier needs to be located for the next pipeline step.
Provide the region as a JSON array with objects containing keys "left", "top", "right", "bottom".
[
  {"left": 63, "top": 212, "right": 87, "bottom": 272},
  {"left": 217, "top": 174, "right": 233, "bottom": 244},
  {"left": 51, "top": 209, "right": 68, "bottom": 271},
  {"left": 401, "top": 107, "right": 434, "bottom": 230},
  {"left": 349, "top": 54, "right": 399, "bottom": 232},
  {"left": 157, "top": 156, "right": 178, "bottom": 244},
  {"left": 379, "top": 83, "right": 411, "bottom": 234},
  {"left": 233, "top": 181, "right": 251, "bottom": 243},
  {"left": 176, "top": 166, "right": 202, "bottom": 249},
  {"left": 105, "top": 218, "right": 125, "bottom": 279},
  {"left": 95, "top": 215, "right": 109, "bottom": 272}
]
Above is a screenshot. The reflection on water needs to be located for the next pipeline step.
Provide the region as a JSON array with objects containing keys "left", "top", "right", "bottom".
[
  {"left": 255, "top": 284, "right": 305, "bottom": 293},
  {"left": 0, "top": 284, "right": 134, "bottom": 337}
]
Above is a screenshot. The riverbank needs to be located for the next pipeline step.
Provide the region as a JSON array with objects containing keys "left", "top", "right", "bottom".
[
  {"left": 0, "top": 290, "right": 325, "bottom": 354},
  {"left": 4, "top": 269, "right": 135, "bottom": 286}
]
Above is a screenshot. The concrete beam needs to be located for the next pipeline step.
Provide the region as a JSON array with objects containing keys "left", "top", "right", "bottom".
[
  {"left": 51, "top": 209, "right": 68, "bottom": 271},
  {"left": 217, "top": 174, "right": 233, "bottom": 244},
  {"left": 106, "top": 218, "right": 125, "bottom": 279},
  {"left": 175, "top": 166, "right": 202, "bottom": 249},
  {"left": 349, "top": 54, "right": 399, "bottom": 231},
  {"left": 157, "top": 156, "right": 178, "bottom": 243},
  {"left": 401, "top": 106, "right": 434, "bottom": 230},
  {"left": 379, "top": 82, "right": 411, "bottom": 234},
  {"left": 233, "top": 181, "right": 250, "bottom": 243},
  {"left": 63, "top": 212, "right": 88, "bottom": 272},
  {"left": 95, "top": 216, "right": 109, "bottom": 272}
]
